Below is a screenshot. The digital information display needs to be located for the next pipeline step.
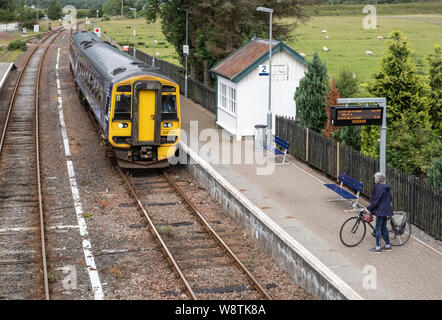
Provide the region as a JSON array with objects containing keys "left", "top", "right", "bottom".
[{"left": 330, "top": 105, "right": 383, "bottom": 126}]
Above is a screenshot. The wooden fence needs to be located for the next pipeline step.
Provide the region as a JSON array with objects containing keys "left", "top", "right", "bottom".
[{"left": 276, "top": 116, "right": 442, "bottom": 240}]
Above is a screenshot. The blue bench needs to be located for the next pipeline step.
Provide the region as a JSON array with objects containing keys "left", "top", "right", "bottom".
[
  {"left": 264, "top": 136, "right": 290, "bottom": 165},
  {"left": 324, "top": 173, "right": 363, "bottom": 209}
]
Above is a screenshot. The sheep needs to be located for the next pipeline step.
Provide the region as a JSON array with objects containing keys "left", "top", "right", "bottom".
[
  {"left": 325, "top": 35, "right": 329, "bottom": 39},
  {"left": 322, "top": 46, "right": 329, "bottom": 52},
  {"left": 377, "top": 36, "right": 383, "bottom": 40},
  {"left": 321, "top": 29, "right": 327, "bottom": 33},
  {"left": 365, "top": 50, "right": 373, "bottom": 56},
  {"left": 299, "top": 52, "right": 306, "bottom": 57}
]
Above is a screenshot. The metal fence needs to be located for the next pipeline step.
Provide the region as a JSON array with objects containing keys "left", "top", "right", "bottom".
[
  {"left": 276, "top": 116, "right": 442, "bottom": 240},
  {"left": 125, "top": 47, "right": 217, "bottom": 113}
]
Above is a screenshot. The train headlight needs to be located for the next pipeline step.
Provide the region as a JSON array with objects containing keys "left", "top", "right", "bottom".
[
  {"left": 118, "top": 123, "right": 129, "bottom": 128},
  {"left": 162, "top": 122, "right": 173, "bottom": 128}
]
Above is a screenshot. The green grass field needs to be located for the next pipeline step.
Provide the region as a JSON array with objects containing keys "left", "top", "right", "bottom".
[
  {"left": 95, "top": 17, "right": 180, "bottom": 65},
  {"left": 0, "top": 20, "right": 62, "bottom": 62},
  {"left": 94, "top": 4, "right": 441, "bottom": 85},
  {"left": 287, "top": 14, "right": 442, "bottom": 83}
]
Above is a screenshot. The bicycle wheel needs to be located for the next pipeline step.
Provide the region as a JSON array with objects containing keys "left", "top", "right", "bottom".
[
  {"left": 340, "top": 216, "right": 366, "bottom": 247},
  {"left": 388, "top": 220, "right": 412, "bottom": 246}
]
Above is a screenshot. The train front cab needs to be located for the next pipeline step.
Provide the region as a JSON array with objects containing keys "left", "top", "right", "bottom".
[{"left": 109, "top": 76, "right": 180, "bottom": 164}]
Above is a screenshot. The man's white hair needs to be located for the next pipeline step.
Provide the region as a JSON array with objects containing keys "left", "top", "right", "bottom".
[{"left": 374, "top": 172, "right": 386, "bottom": 184}]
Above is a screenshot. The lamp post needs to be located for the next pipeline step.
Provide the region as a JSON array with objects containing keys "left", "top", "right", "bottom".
[
  {"left": 129, "top": 8, "right": 136, "bottom": 58},
  {"left": 152, "top": 21, "right": 156, "bottom": 67},
  {"left": 177, "top": 8, "right": 189, "bottom": 98},
  {"left": 256, "top": 6, "right": 273, "bottom": 147},
  {"left": 96, "top": 9, "right": 99, "bottom": 20}
]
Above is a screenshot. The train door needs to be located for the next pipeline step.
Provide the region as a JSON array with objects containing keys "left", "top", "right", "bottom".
[
  {"left": 133, "top": 80, "right": 162, "bottom": 145},
  {"left": 138, "top": 90, "right": 156, "bottom": 141}
]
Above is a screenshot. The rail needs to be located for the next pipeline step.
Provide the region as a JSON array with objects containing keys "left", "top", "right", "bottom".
[{"left": 0, "top": 27, "right": 65, "bottom": 300}]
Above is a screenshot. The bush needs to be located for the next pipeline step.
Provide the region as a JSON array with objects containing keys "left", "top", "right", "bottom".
[
  {"left": 102, "top": 14, "right": 110, "bottom": 21},
  {"left": 427, "top": 157, "right": 442, "bottom": 190},
  {"left": 8, "top": 40, "right": 27, "bottom": 51}
]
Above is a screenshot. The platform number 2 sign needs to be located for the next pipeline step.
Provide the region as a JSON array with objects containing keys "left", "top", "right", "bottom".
[{"left": 259, "top": 65, "right": 269, "bottom": 76}]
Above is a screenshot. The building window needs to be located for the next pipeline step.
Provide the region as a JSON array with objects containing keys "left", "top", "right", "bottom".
[
  {"left": 219, "top": 83, "right": 236, "bottom": 115},
  {"left": 220, "top": 83, "right": 227, "bottom": 110},
  {"left": 229, "top": 87, "right": 236, "bottom": 114}
]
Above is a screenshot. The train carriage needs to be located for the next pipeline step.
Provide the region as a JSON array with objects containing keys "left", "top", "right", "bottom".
[{"left": 69, "top": 31, "right": 180, "bottom": 168}]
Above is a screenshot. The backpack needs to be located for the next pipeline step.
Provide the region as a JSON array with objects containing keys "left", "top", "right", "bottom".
[{"left": 391, "top": 213, "right": 407, "bottom": 235}]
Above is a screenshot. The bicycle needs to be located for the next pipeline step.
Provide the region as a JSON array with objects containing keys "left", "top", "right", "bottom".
[{"left": 339, "top": 208, "right": 412, "bottom": 247}]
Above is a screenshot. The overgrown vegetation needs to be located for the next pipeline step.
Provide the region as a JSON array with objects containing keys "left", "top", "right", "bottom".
[{"left": 7, "top": 39, "right": 27, "bottom": 51}]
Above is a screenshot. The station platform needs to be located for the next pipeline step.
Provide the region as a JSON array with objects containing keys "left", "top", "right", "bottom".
[
  {"left": 0, "top": 62, "right": 14, "bottom": 91},
  {"left": 180, "top": 96, "right": 442, "bottom": 300}
]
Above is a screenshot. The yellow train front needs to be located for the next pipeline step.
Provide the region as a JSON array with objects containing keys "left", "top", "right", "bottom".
[{"left": 69, "top": 31, "right": 180, "bottom": 168}]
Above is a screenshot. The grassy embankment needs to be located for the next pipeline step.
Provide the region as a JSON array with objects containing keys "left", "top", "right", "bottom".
[
  {"left": 95, "top": 17, "right": 180, "bottom": 65},
  {"left": 0, "top": 20, "right": 62, "bottom": 62},
  {"left": 96, "top": 3, "right": 441, "bottom": 84}
]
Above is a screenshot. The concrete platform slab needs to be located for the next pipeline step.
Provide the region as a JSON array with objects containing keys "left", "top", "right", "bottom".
[{"left": 0, "top": 62, "right": 14, "bottom": 90}]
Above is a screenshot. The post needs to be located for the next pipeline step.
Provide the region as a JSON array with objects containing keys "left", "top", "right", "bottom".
[
  {"left": 267, "top": 11, "right": 273, "bottom": 147},
  {"left": 256, "top": 7, "right": 274, "bottom": 147},
  {"left": 337, "top": 97, "right": 387, "bottom": 175},
  {"left": 121, "top": 0, "right": 123, "bottom": 16},
  {"left": 130, "top": 8, "right": 136, "bottom": 58},
  {"left": 152, "top": 21, "right": 156, "bottom": 68},
  {"left": 185, "top": 10, "right": 189, "bottom": 98},
  {"left": 379, "top": 99, "right": 387, "bottom": 175},
  {"left": 178, "top": 8, "right": 189, "bottom": 98}
]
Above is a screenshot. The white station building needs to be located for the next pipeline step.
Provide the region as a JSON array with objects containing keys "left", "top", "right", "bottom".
[{"left": 210, "top": 37, "right": 307, "bottom": 140}]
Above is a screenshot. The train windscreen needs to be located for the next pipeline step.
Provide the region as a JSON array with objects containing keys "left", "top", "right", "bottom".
[
  {"left": 114, "top": 94, "right": 132, "bottom": 120},
  {"left": 162, "top": 95, "right": 177, "bottom": 120}
]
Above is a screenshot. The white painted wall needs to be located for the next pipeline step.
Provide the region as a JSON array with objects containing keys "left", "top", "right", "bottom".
[
  {"left": 236, "top": 50, "right": 307, "bottom": 138},
  {"left": 216, "top": 76, "right": 237, "bottom": 136}
]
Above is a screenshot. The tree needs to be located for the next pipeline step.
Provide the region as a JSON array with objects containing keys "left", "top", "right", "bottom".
[
  {"left": 427, "top": 44, "right": 442, "bottom": 136},
  {"left": 294, "top": 52, "right": 329, "bottom": 133},
  {"left": 324, "top": 78, "right": 339, "bottom": 139},
  {"left": 333, "top": 68, "right": 362, "bottom": 151},
  {"left": 427, "top": 156, "right": 442, "bottom": 191},
  {"left": 365, "top": 31, "right": 438, "bottom": 176},
  {"left": 0, "top": 0, "right": 16, "bottom": 21},
  {"left": 143, "top": 0, "right": 317, "bottom": 84},
  {"left": 103, "top": 0, "right": 134, "bottom": 16},
  {"left": 47, "top": 0, "right": 62, "bottom": 20}
]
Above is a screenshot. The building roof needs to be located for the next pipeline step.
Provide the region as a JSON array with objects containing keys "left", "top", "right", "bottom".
[{"left": 210, "top": 37, "right": 306, "bottom": 83}]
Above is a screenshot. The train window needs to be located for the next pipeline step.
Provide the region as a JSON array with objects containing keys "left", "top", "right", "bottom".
[
  {"left": 114, "top": 94, "right": 131, "bottom": 120},
  {"left": 162, "top": 85, "right": 176, "bottom": 93},
  {"left": 117, "top": 85, "right": 131, "bottom": 93},
  {"left": 162, "top": 95, "right": 177, "bottom": 120}
]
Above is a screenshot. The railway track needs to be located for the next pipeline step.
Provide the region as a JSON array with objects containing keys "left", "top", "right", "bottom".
[
  {"left": 0, "top": 28, "right": 64, "bottom": 300},
  {"left": 115, "top": 165, "right": 272, "bottom": 300}
]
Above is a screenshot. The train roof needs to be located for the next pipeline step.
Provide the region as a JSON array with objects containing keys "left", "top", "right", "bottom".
[{"left": 71, "top": 31, "right": 176, "bottom": 85}]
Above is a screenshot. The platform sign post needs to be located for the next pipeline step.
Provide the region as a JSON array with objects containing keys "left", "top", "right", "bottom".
[
  {"left": 93, "top": 27, "right": 101, "bottom": 38},
  {"left": 335, "top": 98, "right": 387, "bottom": 175}
]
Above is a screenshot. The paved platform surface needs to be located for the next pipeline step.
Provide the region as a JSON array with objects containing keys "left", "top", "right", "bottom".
[
  {"left": 180, "top": 96, "right": 442, "bottom": 300},
  {"left": 0, "top": 62, "right": 13, "bottom": 90}
]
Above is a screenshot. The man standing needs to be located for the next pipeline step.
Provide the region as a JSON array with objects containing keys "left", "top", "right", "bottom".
[{"left": 365, "top": 172, "right": 393, "bottom": 253}]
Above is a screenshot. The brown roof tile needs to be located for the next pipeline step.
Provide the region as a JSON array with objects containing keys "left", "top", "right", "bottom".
[{"left": 211, "top": 37, "right": 279, "bottom": 80}]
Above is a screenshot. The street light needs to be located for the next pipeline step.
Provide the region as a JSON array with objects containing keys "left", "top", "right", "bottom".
[
  {"left": 129, "top": 8, "right": 136, "bottom": 58},
  {"left": 152, "top": 20, "right": 156, "bottom": 68},
  {"left": 177, "top": 8, "right": 189, "bottom": 98},
  {"left": 256, "top": 6, "right": 273, "bottom": 147},
  {"left": 96, "top": 9, "right": 99, "bottom": 20}
]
